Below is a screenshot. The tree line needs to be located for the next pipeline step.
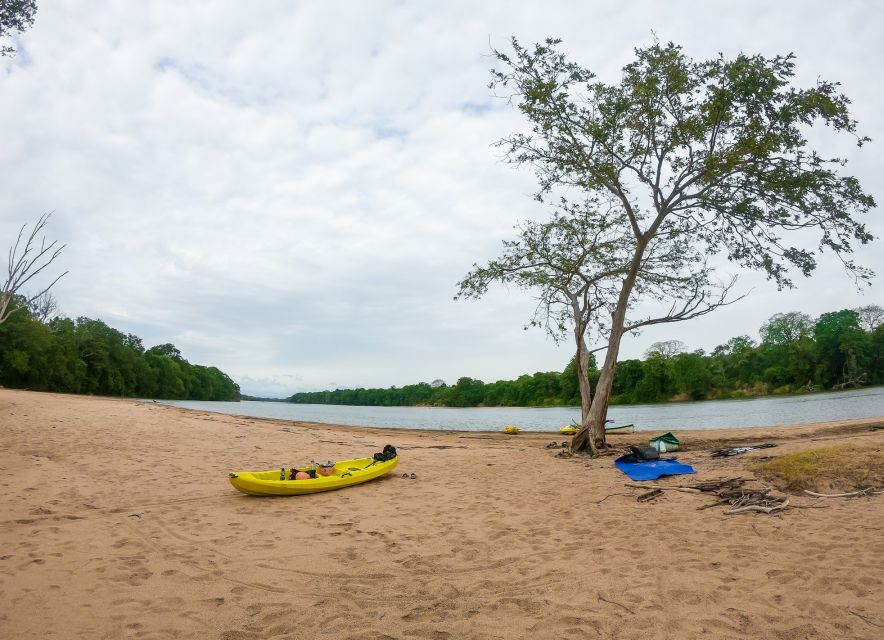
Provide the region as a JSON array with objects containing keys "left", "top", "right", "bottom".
[
  {"left": 288, "top": 306, "right": 883, "bottom": 408},
  {"left": 0, "top": 296, "right": 240, "bottom": 400}
]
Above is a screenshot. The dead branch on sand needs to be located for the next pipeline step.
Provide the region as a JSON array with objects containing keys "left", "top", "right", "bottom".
[
  {"left": 803, "top": 488, "right": 881, "bottom": 498},
  {"left": 623, "top": 483, "right": 701, "bottom": 493},
  {"left": 726, "top": 498, "right": 790, "bottom": 515}
]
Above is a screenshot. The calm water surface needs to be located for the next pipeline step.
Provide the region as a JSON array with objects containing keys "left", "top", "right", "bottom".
[{"left": 163, "top": 386, "right": 884, "bottom": 432}]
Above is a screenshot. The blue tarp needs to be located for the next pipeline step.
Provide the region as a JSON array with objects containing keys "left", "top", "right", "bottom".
[{"left": 614, "top": 455, "right": 696, "bottom": 481}]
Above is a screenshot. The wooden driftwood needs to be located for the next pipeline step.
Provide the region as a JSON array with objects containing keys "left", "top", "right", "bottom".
[
  {"left": 636, "top": 488, "right": 664, "bottom": 502},
  {"left": 726, "top": 498, "right": 789, "bottom": 515},
  {"left": 803, "top": 488, "right": 881, "bottom": 498},
  {"left": 626, "top": 478, "right": 810, "bottom": 515},
  {"left": 624, "top": 483, "right": 702, "bottom": 493}
]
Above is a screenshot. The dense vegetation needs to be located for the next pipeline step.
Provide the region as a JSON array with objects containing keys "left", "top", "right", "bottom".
[
  {"left": 289, "top": 307, "right": 884, "bottom": 407},
  {"left": 0, "top": 297, "right": 240, "bottom": 400}
]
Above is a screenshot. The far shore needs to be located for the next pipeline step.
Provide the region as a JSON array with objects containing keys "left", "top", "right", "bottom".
[
  {"left": 2, "top": 388, "right": 883, "bottom": 639},
  {"left": 250, "top": 382, "right": 884, "bottom": 409}
]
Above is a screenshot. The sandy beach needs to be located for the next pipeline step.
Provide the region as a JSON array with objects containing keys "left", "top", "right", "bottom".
[{"left": 1, "top": 389, "right": 883, "bottom": 639}]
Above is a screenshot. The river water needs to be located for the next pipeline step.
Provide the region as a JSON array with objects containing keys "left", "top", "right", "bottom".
[{"left": 162, "top": 386, "right": 884, "bottom": 432}]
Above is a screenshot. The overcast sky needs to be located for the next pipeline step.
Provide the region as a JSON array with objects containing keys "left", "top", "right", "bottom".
[{"left": 2, "top": 1, "right": 882, "bottom": 397}]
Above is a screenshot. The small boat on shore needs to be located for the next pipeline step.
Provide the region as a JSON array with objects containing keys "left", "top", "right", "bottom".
[
  {"left": 502, "top": 425, "right": 521, "bottom": 434},
  {"left": 228, "top": 452, "right": 398, "bottom": 496},
  {"left": 559, "top": 424, "right": 635, "bottom": 435},
  {"left": 605, "top": 423, "right": 635, "bottom": 435}
]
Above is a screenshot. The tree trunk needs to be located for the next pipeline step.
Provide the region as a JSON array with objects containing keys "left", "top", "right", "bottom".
[
  {"left": 571, "top": 241, "right": 647, "bottom": 452},
  {"left": 576, "top": 337, "right": 592, "bottom": 424}
]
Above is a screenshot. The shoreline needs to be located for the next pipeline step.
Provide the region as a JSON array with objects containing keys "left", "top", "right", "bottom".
[
  {"left": 163, "top": 400, "right": 884, "bottom": 441},
  {"left": 162, "top": 389, "right": 884, "bottom": 435},
  {"left": 2, "top": 389, "right": 883, "bottom": 639}
]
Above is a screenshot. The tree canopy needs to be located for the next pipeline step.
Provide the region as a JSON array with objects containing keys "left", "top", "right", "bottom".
[{"left": 0, "top": 295, "right": 240, "bottom": 400}]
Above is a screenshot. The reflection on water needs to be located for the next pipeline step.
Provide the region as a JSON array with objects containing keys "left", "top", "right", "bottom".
[{"left": 162, "top": 386, "right": 884, "bottom": 432}]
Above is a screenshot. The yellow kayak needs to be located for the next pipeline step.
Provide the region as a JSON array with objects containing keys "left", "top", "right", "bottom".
[
  {"left": 228, "top": 456, "right": 398, "bottom": 496},
  {"left": 560, "top": 426, "right": 577, "bottom": 435},
  {"left": 502, "top": 425, "right": 521, "bottom": 434}
]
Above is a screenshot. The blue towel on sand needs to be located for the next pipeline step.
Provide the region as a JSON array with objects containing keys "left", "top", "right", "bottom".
[{"left": 614, "top": 455, "right": 696, "bottom": 481}]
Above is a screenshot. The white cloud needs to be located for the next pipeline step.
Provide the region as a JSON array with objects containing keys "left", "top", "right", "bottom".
[{"left": 2, "top": 1, "right": 882, "bottom": 396}]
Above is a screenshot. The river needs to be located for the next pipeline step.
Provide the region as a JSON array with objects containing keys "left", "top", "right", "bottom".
[{"left": 162, "top": 386, "right": 884, "bottom": 432}]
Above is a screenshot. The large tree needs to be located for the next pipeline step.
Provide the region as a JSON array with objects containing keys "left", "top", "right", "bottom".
[{"left": 488, "top": 39, "right": 875, "bottom": 451}]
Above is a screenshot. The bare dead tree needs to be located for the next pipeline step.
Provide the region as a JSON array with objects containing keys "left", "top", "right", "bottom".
[
  {"left": 854, "top": 304, "right": 884, "bottom": 333},
  {"left": 27, "top": 291, "right": 59, "bottom": 323},
  {"left": 1, "top": 213, "right": 68, "bottom": 325},
  {"left": 644, "top": 340, "right": 687, "bottom": 359}
]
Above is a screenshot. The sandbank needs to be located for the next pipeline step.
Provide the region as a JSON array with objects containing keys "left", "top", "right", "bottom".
[{"left": 1, "top": 389, "right": 882, "bottom": 639}]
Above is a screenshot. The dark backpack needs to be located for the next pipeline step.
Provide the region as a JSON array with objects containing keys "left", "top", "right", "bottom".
[
  {"left": 373, "top": 444, "right": 397, "bottom": 462},
  {"left": 629, "top": 446, "right": 660, "bottom": 461}
]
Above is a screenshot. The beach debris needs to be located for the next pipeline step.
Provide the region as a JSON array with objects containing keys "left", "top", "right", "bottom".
[
  {"left": 593, "top": 492, "right": 633, "bottom": 504},
  {"left": 726, "top": 498, "right": 790, "bottom": 515},
  {"left": 649, "top": 432, "right": 680, "bottom": 453},
  {"left": 624, "top": 477, "right": 796, "bottom": 515},
  {"left": 597, "top": 593, "right": 636, "bottom": 615},
  {"left": 803, "top": 488, "right": 881, "bottom": 498},
  {"left": 625, "top": 482, "right": 701, "bottom": 494},
  {"left": 711, "top": 443, "right": 777, "bottom": 458},
  {"left": 712, "top": 486, "right": 792, "bottom": 515},
  {"left": 636, "top": 488, "right": 664, "bottom": 502},
  {"left": 688, "top": 477, "right": 747, "bottom": 492}
]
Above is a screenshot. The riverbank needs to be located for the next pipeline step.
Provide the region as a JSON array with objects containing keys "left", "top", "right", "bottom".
[{"left": 2, "top": 389, "right": 883, "bottom": 639}]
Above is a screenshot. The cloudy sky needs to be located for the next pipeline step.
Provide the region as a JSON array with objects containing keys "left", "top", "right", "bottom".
[{"left": 2, "top": 1, "right": 882, "bottom": 397}]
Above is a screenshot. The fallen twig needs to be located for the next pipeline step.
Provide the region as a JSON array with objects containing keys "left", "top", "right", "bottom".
[
  {"left": 696, "top": 500, "right": 729, "bottom": 511},
  {"left": 783, "top": 504, "right": 829, "bottom": 510},
  {"left": 637, "top": 489, "right": 664, "bottom": 503},
  {"left": 593, "top": 492, "right": 633, "bottom": 504},
  {"left": 624, "top": 483, "right": 701, "bottom": 493},
  {"left": 687, "top": 478, "right": 747, "bottom": 492},
  {"left": 847, "top": 608, "right": 883, "bottom": 628},
  {"left": 803, "top": 488, "right": 881, "bottom": 498},
  {"left": 726, "top": 499, "right": 790, "bottom": 515},
  {"left": 597, "top": 593, "right": 636, "bottom": 615}
]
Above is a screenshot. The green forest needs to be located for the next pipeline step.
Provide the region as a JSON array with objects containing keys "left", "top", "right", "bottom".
[
  {"left": 0, "top": 297, "right": 240, "bottom": 400},
  {"left": 288, "top": 306, "right": 884, "bottom": 408}
]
